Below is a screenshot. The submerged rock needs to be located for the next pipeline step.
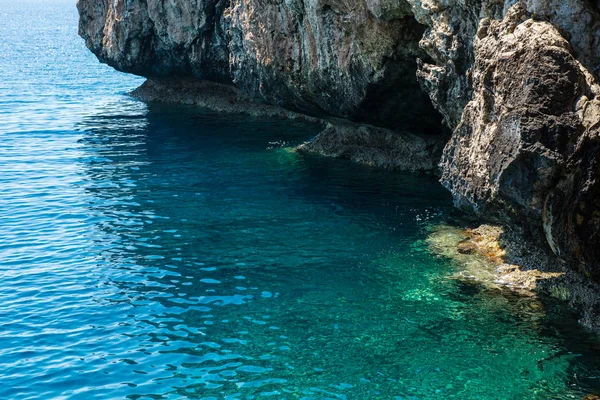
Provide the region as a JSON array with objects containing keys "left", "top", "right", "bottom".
[
  {"left": 298, "top": 119, "right": 446, "bottom": 171},
  {"left": 427, "top": 222, "right": 600, "bottom": 332},
  {"left": 426, "top": 224, "right": 499, "bottom": 285}
]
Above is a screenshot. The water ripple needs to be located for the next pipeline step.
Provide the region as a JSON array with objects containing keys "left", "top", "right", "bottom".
[{"left": 2, "top": 1, "right": 600, "bottom": 399}]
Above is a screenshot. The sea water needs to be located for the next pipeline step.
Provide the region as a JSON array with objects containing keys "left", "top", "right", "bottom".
[{"left": 2, "top": 1, "right": 600, "bottom": 399}]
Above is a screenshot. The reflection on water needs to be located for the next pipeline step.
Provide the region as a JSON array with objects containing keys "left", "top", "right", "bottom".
[{"left": 3, "top": 0, "right": 600, "bottom": 399}]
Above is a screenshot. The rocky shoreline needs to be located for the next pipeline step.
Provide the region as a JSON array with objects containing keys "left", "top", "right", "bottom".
[
  {"left": 133, "top": 75, "right": 600, "bottom": 333},
  {"left": 79, "top": 0, "right": 600, "bottom": 332},
  {"left": 131, "top": 78, "right": 321, "bottom": 122}
]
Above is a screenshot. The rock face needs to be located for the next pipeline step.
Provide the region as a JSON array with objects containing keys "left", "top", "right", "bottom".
[
  {"left": 77, "top": 0, "right": 231, "bottom": 81},
  {"left": 409, "top": 0, "right": 600, "bottom": 129},
  {"left": 435, "top": 4, "right": 600, "bottom": 280},
  {"left": 78, "top": 0, "right": 600, "bottom": 280},
  {"left": 77, "top": 0, "right": 440, "bottom": 130}
]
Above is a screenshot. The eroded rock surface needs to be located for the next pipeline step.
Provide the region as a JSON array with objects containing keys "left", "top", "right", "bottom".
[
  {"left": 77, "top": 0, "right": 231, "bottom": 81},
  {"left": 438, "top": 5, "right": 600, "bottom": 279},
  {"left": 77, "top": 0, "right": 440, "bottom": 130},
  {"left": 407, "top": 0, "right": 600, "bottom": 129}
]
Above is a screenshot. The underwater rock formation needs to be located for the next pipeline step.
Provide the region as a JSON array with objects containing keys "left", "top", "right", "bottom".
[{"left": 78, "top": 0, "right": 600, "bottom": 280}]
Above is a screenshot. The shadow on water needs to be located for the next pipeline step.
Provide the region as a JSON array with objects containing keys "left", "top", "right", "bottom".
[{"left": 73, "top": 101, "right": 600, "bottom": 399}]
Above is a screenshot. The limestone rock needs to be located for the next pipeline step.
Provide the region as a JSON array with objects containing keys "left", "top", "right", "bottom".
[
  {"left": 439, "top": 5, "right": 600, "bottom": 279},
  {"left": 77, "top": 0, "right": 440, "bottom": 130},
  {"left": 405, "top": 0, "right": 600, "bottom": 129}
]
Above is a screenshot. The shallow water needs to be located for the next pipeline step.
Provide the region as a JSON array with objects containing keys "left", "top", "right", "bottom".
[{"left": 2, "top": 1, "right": 600, "bottom": 399}]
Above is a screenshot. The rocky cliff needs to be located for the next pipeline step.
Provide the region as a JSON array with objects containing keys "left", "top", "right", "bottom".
[
  {"left": 77, "top": 0, "right": 439, "bottom": 130},
  {"left": 78, "top": 0, "right": 600, "bottom": 281}
]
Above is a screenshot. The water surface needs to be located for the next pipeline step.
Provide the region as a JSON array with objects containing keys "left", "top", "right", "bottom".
[{"left": 2, "top": 1, "right": 600, "bottom": 399}]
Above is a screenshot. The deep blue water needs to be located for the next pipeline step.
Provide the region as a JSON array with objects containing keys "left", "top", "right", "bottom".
[{"left": 2, "top": 1, "right": 600, "bottom": 399}]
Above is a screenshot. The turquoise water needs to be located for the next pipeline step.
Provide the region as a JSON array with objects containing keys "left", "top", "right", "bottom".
[{"left": 2, "top": 1, "right": 600, "bottom": 399}]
